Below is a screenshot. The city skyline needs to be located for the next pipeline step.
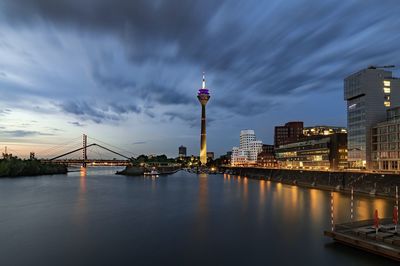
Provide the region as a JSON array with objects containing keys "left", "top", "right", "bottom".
[{"left": 1, "top": 0, "right": 400, "bottom": 158}]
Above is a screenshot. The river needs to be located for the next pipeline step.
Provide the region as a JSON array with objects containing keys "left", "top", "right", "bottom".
[{"left": 0, "top": 167, "right": 397, "bottom": 265}]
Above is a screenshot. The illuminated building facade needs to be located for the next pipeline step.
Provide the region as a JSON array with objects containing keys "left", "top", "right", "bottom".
[
  {"left": 275, "top": 133, "right": 347, "bottom": 170},
  {"left": 344, "top": 67, "right": 400, "bottom": 169},
  {"left": 197, "top": 73, "right": 210, "bottom": 165},
  {"left": 231, "top": 130, "right": 263, "bottom": 166},
  {"left": 256, "top": 144, "right": 276, "bottom": 167},
  {"left": 372, "top": 107, "right": 400, "bottom": 172},
  {"left": 303, "top": 126, "right": 347, "bottom": 137},
  {"left": 262, "top": 144, "right": 274, "bottom": 153},
  {"left": 274, "top": 121, "right": 304, "bottom": 147}
]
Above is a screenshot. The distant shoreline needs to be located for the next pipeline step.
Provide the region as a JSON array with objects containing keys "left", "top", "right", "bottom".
[{"left": 0, "top": 158, "right": 67, "bottom": 178}]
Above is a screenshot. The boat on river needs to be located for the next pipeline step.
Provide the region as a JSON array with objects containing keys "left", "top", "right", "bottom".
[{"left": 144, "top": 168, "right": 160, "bottom": 177}]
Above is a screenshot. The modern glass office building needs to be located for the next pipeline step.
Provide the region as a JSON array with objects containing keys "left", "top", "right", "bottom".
[{"left": 344, "top": 67, "right": 400, "bottom": 169}]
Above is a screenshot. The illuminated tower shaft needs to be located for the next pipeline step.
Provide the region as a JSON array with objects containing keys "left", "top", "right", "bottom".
[
  {"left": 200, "top": 102, "right": 207, "bottom": 164},
  {"left": 197, "top": 73, "right": 210, "bottom": 165}
]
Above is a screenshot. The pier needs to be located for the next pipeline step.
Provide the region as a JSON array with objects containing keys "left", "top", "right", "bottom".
[
  {"left": 323, "top": 186, "right": 400, "bottom": 261},
  {"left": 324, "top": 219, "right": 400, "bottom": 261}
]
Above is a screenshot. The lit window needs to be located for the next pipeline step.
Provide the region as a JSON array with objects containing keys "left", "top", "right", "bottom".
[
  {"left": 384, "top": 80, "right": 391, "bottom": 87},
  {"left": 349, "top": 103, "right": 357, "bottom": 110},
  {"left": 384, "top": 101, "right": 391, "bottom": 107},
  {"left": 384, "top": 87, "right": 391, "bottom": 94}
]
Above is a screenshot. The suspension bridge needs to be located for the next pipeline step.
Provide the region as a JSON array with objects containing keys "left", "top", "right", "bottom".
[{"left": 36, "top": 134, "right": 135, "bottom": 167}]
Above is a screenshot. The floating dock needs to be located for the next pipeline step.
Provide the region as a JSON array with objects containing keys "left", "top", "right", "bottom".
[{"left": 324, "top": 218, "right": 400, "bottom": 261}]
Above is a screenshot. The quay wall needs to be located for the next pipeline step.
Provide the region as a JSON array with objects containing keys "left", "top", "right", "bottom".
[{"left": 224, "top": 167, "right": 400, "bottom": 198}]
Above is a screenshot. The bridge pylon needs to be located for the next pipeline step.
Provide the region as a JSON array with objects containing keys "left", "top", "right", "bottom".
[{"left": 82, "top": 134, "right": 87, "bottom": 168}]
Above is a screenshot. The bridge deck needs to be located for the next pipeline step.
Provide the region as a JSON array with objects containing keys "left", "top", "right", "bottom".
[{"left": 41, "top": 159, "right": 131, "bottom": 166}]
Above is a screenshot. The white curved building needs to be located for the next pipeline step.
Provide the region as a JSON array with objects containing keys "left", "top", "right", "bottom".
[{"left": 231, "top": 130, "right": 263, "bottom": 166}]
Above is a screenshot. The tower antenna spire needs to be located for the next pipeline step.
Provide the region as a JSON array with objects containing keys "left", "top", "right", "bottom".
[{"left": 202, "top": 72, "right": 206, "bottom": 89}]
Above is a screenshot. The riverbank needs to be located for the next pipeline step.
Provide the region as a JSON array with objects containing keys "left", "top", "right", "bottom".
[
  {"left": 225, "top": 167, "right": 400, "bottom": 199},
  {"left": 0, "top": 158, "right": 67, "bottom": 177}
]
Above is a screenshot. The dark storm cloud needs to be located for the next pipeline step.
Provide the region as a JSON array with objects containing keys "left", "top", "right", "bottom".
[
  {"left": 132, "top": 141, "right": 147, "bottom": 145},
  {"left": 164, "top": 111, "right": 215, "bottom": 128},
  {"left": 91, "top": 64, "right": 137, "bottom": 92},
  {"left": 92, "top": 71, "right": 195, "bottom": 106},
  {"left": 144, "top": 110, "right": 155, "bottom": 119},
  {"left": 109, "top": 102, "right": 141, "bottom": 114},
  {"left": 164, "top": 111, "right": 198, "bottom": 128},
  {"left": 1, "top": 0, "right": 400, "bottom": 119},
  {"left": 139, "top": 83, "right": 196, "bottom": 105},
  {"left": 0, "top": 109, "right": 11, "bottom": 115},
  {"left": 68, "top": 121, "right": 85, "bottom": 127},
  {"left": 59, "top": 101, "right": 141, "bottom": 123},
  {"left": 1, "top": 130, "right": 54, "bottom": 137},
  {"left": 47, "top": 127, "right": 64, "bottom": 132}
]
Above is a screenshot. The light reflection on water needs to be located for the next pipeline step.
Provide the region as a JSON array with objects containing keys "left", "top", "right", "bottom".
[
  {"left": 227, "top": 175, "right": 395, "bottom": 225},
  {"left": 73, "top": 167, "right": 87, "bottom": 226},
  {"left": 220, "top": 174, "right": 395, "bottom": 225},
  {"left": 0, "top": 169, "right": 397, "bottom": 266},
  {"left": 329, "top": 190, "right": 392, "bottom": 223}
]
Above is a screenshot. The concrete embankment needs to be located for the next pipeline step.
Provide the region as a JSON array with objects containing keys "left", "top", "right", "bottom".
[
  {"left": 116, "top": 166, "right": 145, "bottom": 176},
  {"left": 225, "top": 167, "right": 400, "bottom": 198}
]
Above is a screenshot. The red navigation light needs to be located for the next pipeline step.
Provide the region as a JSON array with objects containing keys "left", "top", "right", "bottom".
[{"left": 374, "top": 209, "right": 379, "bottom": 232}]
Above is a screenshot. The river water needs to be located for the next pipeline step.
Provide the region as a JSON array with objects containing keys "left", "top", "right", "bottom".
[{"left": 0, "top": 167, "right": 397, "bottom": 266}]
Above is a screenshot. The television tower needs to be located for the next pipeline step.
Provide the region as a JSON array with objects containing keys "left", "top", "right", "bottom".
[{"left": 197, "top": 72, "right": 210, "bottom": 165}]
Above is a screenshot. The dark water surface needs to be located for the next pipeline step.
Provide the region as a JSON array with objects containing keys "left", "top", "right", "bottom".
[{"left": 0, "top": 167, "right": 397, "bottom": 266}]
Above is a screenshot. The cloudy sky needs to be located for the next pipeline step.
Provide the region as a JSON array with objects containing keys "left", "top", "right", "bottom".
[{"left": 0, "top": 0, "right": 400, "bottom": 158}]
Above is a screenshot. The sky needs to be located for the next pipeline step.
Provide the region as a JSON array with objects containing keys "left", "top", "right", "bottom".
[{"left": 1, "top": 0, "right": 400, "bottom": 159}]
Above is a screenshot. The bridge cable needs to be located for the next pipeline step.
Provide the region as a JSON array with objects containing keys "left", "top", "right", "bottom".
[{"left": 87, "top": 136, "right": 137, "bottom": 157}]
